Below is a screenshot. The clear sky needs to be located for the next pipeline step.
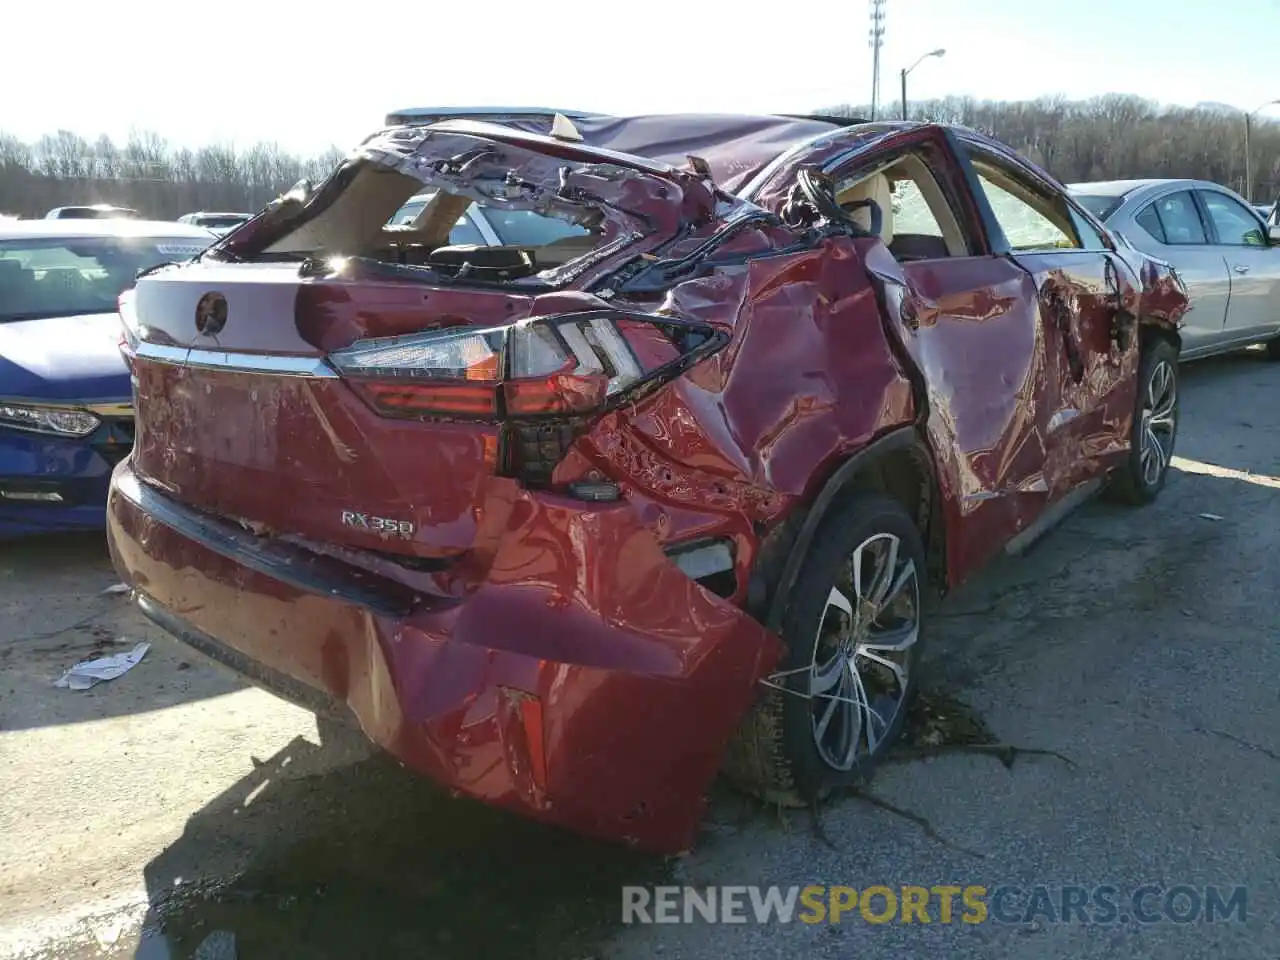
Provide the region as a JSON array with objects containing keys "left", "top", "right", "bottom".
[{"left": 7, "top": 0, "right": 1280, "bottom": 157}]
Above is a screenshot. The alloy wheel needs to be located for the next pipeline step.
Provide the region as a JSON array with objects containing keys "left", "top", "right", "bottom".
[
  {"left": 1139, "top": 359, "right": 1177, "bottom": 487},
  {"left": 808, "top": 532, "right": 920, "bottom": 771}
]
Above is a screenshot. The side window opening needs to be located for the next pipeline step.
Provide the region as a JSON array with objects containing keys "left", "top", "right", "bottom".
[
  {"left": 1151, "top": 191, "right": 1206, "bottom": 245},
  {"left": 1067, "top": 207, "right": 1109, "bottom": 252},
  {"left": 1135, "top": 204, "right": 1167, "bottom": 244},
  {"left": 1199, "top": 191, "right": 1267, "bottom": 247},
  {"left": 971, "top": 159, "right": 1082, "bottom": 252},
  {"left": 833, "top": 150, "right": 973, "bottom": 262}
]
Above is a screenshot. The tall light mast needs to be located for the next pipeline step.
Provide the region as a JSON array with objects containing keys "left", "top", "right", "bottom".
[{"left": 869, "top": 0, "right": 887, "bottom": 120}]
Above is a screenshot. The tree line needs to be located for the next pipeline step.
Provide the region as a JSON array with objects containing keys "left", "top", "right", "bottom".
[
  {"left": 828, "top": 94, "right": 1280, "bottom": 203},
  {"left": 1, "top": 94, "right": 1277, "bottom": 220},
  {"left": 0, "top": 129, "right": 346, "bottom": 219}
]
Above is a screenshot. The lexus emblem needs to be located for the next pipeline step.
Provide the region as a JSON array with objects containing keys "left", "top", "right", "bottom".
[{"left": 195, "top": 292, "right": 228, "bottom": 336}]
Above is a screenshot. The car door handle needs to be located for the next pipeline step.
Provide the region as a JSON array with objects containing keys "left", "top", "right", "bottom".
[{"left": 1233, "top": 264, "right": 1250, "bottom": 274}]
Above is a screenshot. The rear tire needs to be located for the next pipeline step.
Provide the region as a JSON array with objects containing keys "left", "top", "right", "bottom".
[
  {"left": 1265, "top": 336, "right": 1280, "bottom": 361},
  {"left": 725, "top": 491, "right": 926, "bottom": 805},
  {"left": 1108, "top": 337, "right": 1179, "bottom": 505}
]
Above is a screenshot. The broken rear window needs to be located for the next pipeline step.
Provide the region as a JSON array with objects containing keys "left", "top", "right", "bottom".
[{"left": 219, "top": 127, "right": 672, "bottom": 287}]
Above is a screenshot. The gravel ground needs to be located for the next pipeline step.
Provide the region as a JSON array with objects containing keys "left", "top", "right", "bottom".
[{"left": 1, "top": 349, "right": 1277, "bottom": 959}]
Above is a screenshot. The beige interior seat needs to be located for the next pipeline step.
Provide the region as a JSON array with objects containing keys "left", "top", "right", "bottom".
[{"left": 837, "top": 173, "right": 895, "bottom": 245}]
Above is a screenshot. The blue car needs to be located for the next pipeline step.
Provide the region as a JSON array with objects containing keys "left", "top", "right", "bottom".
[{"left": 0, "top": 219, "right": 215, "bottom": 537}]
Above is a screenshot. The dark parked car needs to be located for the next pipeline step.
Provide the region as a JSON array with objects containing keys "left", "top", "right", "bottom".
[
  {"left": 107, "top": 110, "right": 1188, "bottom": 851},
  {"left": 0, "top": 219, "right": 213, "bottom": 536}
]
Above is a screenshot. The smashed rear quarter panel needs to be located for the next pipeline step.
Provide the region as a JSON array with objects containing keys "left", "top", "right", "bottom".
[{"left": 556, "top": 232, "right": 916, "bottom": 611}]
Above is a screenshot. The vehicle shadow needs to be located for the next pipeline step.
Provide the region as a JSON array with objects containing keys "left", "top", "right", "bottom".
[
  {"left": 132, "top": 723, "right": 667, "bottom": 960},
  {"left": 0, "top": 531, "right": 245, "bottom": 733}
]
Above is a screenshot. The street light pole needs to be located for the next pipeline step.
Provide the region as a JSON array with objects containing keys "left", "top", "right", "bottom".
[
  {"left": 901, "top": 48, "right": 946, "bottom": 122},
  {"left": 1244, "top": 99, "right": 1279, "bottom": 202}
]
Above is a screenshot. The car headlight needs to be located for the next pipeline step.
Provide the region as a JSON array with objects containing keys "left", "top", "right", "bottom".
[{"left": 0, "top": 403, "right": 101, "bottom": 437}]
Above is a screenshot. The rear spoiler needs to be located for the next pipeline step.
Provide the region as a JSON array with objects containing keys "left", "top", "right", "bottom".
[{"left": 384, "top": 106, "right": 600, "bottom": 127}]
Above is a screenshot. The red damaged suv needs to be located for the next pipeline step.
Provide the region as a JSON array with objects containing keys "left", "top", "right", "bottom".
[{"left": 108, "top": 109, "right": 1188, "bottom": 852}]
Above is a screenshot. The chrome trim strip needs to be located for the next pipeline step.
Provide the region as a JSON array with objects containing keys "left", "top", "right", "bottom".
[
  {"left": 83, "top": 401, "right": 135, "bottom": 417},
  {"left": 385, "top": 106, "right": 596, "bottom": 125},
  {"left": 0, "top": 397, "right": 132, "bottom": 415},
  {"left": 134, "top": 341, "right": 340, "bottom": 378}
]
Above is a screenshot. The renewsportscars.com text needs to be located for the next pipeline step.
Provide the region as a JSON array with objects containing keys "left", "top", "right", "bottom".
[{"left": 621, "top": 884, "right": 1247, "bottom": 925}]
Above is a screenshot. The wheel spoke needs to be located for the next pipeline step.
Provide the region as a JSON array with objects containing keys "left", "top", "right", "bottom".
[
  {"left": 861, "top": 621, "right": 918, "bottom": 653},
  {"left": 879, "top": 558, "right": 916, "bottom": 611},
  {"left": 813, "top": 677, "right": 842, "bottom": 742},
  {"left": 848, "top": 661, "right": 885, "bottom": 754},
  {"left": 1148, "top": 362, "right": 1171, "bottom": 410},
  {"left": 851, "top": 542, "right": 871, "bottom": 604},
  {"left": 825, "top": 584, "right": 854, "bottom": 620},
  {"left": 811, "top": 652, "right": 845, "bottom": 694},
  {"left": 1147, "top": 425, "right": 1167, "bottom": 472},
  {"left": 1149, "top": 408, "right": 1176, "bottom": 431},
  {"left": 1143, "top": 447, "right": 1161, "bottom": 485},
  {"left": 833, "top": 670, "right": 860, "bottom": 768},
  {"left": 867, "top": 536, "right": 900, "bottom": 607}
]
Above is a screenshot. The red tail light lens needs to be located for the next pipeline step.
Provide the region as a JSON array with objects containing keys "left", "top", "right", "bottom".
[
  {"left": 328, "top": 310, "right": 727, "bottom": 485},
  {"left": 329, "top": 311, "right": 722, "bottom": 420}
]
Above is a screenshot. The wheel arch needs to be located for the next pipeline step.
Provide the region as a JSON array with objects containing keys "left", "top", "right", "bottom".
[
  {"left": 748, "top": 426, "right": 947, "bottom": 636},
  {"left": 1141, "top": 318, "right": 1182, "bottom": 356}
]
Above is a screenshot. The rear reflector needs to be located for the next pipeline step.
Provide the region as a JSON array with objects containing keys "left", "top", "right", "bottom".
[{"left": 665, "top": 538, "right": 737, "bottom": 599}]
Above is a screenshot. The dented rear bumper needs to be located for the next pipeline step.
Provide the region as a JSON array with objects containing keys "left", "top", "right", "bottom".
[{"left": 106, "top": 461, "right": 780, "bottom": 852}]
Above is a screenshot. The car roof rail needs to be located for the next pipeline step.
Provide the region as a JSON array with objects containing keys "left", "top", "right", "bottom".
[
  {"left": 781, "top": 113, "right": 872, "bottom": 126},
  {"left": 384, "top": 106, "right": 598, "bottom": 127}
]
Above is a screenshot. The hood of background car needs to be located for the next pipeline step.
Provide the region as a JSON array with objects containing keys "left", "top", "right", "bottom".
[{"left": 0, "top": 312, "right": 130, "bottom": 402}]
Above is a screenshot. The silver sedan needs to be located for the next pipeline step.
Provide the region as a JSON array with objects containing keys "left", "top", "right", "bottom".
[{"left": 1070, "top": 178, "right": 1280, "bottom": 360}]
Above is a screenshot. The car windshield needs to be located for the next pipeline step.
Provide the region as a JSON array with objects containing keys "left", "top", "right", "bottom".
[
  {"left": 1071, "top": 194, "right": 1123, "bottom": 222},
  {"left": 0, "top": 235, "right": 210, "bottom": 323}
]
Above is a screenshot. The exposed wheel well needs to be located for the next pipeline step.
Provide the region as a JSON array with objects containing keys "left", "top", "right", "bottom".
[
  {"left": 827, "top": 442, "right": 947, "bottom": 593},
  {"left": 747, "top": 430, "right": 948, "bottom": 632},
  {"left": 1142, "top": 321, "right": 1181, "bottom": 356}
]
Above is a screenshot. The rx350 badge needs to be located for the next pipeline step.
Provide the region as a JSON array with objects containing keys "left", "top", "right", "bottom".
[{"left": 341, "top": 510, "right": 415, "bottom": 538}]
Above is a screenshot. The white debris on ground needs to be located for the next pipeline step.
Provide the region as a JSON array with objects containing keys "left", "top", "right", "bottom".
[
  {"left": 101, "top": 583, "right": 132, "bottom": 596},
  {"left": 53, "top": 641, "right": 150, "bottom": 690}
]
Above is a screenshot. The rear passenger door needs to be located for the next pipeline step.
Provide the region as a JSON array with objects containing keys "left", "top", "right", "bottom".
[
  {"left": 962, "top": 143, "right": 1141, "bottom": 499},
  {"left": 1194, "top": 188, "right": 1280, "bottom": 340},
  {"left": 1126, "top": 190, "right": 1230, "bottom": 355}
]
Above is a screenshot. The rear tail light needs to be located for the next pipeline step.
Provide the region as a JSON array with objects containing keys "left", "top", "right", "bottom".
[{"left": 329, "top": 310, "right": 726, "bottom": 485}]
